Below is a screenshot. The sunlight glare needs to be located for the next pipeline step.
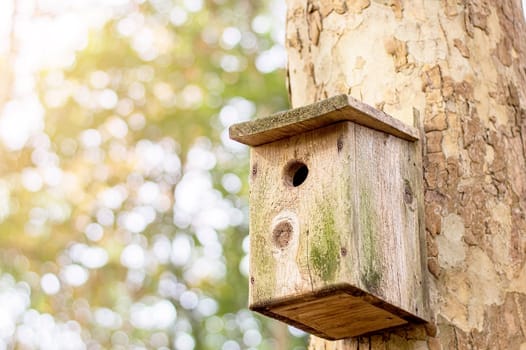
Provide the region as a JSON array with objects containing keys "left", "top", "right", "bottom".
[
  {"left": 0, "top": 97, "right": 44, "bottom": 151},
  {"left": 153, "top": 236, "right": 172, "bottom": 263},
  {"left": 121, "top": 244, "right": 146, "bottom": 269},
  {"left": 89, "top": 70, "right": 110, "bottom": 89},
  {"left": 255, "top": 45, "right": 287, "bottom": 73},
  {"left": 0, "top": 1, "right": 14, "bottom": 54},
  {"left": 21, "top": 168, "right": 43, "bottom": 192},
  {"left": 80, "top": 129, "right": 102, "bottom": 148},
  {"left": 120, "top": 210, "right": 147, "bottom": 233},
  {"left": 69, "top": 244, "right": 109, "bottom": 269},
  {"left": 61, "top": 264, "right": 89, "bottom": 287},
  {"left": 221, "top": 173, "right": 242, "bottom": 194},
  {"left": 130, "top": 300, "right": 177, "bottom": 330},
  {"left": 117, "top": 13, "right": 144, "bottom": 37},
  {"left": 252, "top": 15, "right": 271, "bottom": 34},
  {"left": 170, "top": 6, "right": 188, "bottom": 26},
  {"left": 105, "top": 116, "right": 128, "bottom": 139},
  {"left": 243, "top": 329, "right": 262, "bottom": 347},
  {"left": 84, "top": 222, "right": 104, "bottom": 241},
  {"left": 138, "top": 181, "right": 160, "bottom": 204},
  {"left": 221, "top": 27, "right": 242, "bottom": 49},
  {"left": 222, "top": 340, "right": 241, "bottom": 350},
  {"left": 0, "top": 182, "right": 11, "bottom": 223},
  {"left": 96, "top": 207, "right": 115, "bottom": 226},
  {"left": 40, "top": 273, "right": 60, "bottom": 295},
  {"left": 94, "top": 308, "right": 122, "bottom": 329},
  {"left": 179, "top": 290, "right": 199, "bottom": 309},
  {"left": 181, "top": 84, "right": 204, "bottom": 109},
  {"left": 99, "top": 185, "right": 128, "bottom": 210},
  {"left": 171, "top": 234, "right": 192, "bottom": 266},
  {"left": 183, "top": 0, "right": 203, "bottom": 13},
  {"left": 175, "top": 332, "right": 195, "bottom": 350},
  {"left": 98, "top": 89, "right": 118, "bottom": 110},
  {"left": 197, "top": 298, "right": 218, "bottom": 317}
]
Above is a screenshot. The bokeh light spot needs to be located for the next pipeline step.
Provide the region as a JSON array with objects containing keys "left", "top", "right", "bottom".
[{"left": 40, "top": 273, "right": 60, "bottom": 295}]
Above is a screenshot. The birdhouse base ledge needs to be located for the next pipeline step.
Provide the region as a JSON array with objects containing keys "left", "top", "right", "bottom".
[{"left": 250, "top": 283, "right": 427, "bottom": 340}]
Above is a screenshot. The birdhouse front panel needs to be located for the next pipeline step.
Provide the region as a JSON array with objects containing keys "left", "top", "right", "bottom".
[
  {"left": 248, "top": 122, "right": 353, "bottom": 303},
  {"left": 230, "top": 95, "right": 429, "bottom": 340}
]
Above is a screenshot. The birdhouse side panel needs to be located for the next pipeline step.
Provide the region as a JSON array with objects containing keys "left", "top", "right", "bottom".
[
  {"left": 401, "top": 139, "right": 429, "bottom": 319},
  {"left": 351, "top": 124, "right": 427, "bottom": 319}
]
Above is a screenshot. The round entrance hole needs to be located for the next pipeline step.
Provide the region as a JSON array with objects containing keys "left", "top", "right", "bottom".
[{"left": 283, "top": 161, "right": 309, "bottom": 187}]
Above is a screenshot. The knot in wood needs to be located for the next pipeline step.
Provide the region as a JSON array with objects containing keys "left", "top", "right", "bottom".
[
  {"left": 403, "top": 181, "right": 413, "bottom": 204},
  {"left": 272, "top": 221, "right": 293, "bottom": 249},
  {"left": 337, "top": 135, "right": 344, "bottom": 152},
  {"left": 340, "top": 247, "right": 348, "bottom": 257}
]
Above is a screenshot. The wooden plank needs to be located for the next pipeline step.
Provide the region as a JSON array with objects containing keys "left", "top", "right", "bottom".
[
  {"left": 273, "top": 292, "right": 407, "bottom": 339},
  {"left": 229, "top": 94, "right": 419, "bottom": 146},
  {"left": 251, "top": 284, "right": 421, "bottom": 340},
  {"left": 352, "top": 123, "right": 425, "bottom": 318},
  {"left": 412, "top": 108, "right": 431, "bottom": 319},
  {"left": 248, "top": 122, "right": 353, "bottom": 304}
]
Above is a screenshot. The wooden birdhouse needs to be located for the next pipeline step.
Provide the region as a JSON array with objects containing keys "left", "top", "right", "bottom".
[{"left": 229, "top": 95, "right": 430, "bottom": 340}]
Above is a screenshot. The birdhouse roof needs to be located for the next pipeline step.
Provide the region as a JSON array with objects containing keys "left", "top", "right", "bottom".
[{"left": 229, "top": 94, "right": 419, "bottom": 146}]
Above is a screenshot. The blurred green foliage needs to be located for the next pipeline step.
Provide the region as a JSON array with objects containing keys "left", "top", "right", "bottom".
[{"left": 0, "top": 0, "right": 308, "bottom": 349}]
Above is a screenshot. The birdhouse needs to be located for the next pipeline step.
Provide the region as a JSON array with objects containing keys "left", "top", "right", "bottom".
[{"left": 229, "top": 95, "right": 430, "bottom": 340}]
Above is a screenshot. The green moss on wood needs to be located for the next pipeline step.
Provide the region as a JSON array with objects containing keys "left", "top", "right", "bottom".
[
  {"left": 251, "top": 233, "right": 276, "bottom": 302},
  {"left": 359, "top": 189, "right": 381, "bottom": 291},
  {"left": 249, "top": 164, "right": 276, "bottom": 302},
  {"left": 310, "top": 202, "right": 340, "bottom": 282}
]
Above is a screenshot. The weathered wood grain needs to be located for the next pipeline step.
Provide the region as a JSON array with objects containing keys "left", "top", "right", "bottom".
[
  {"left": 229, "top": 94, "right": 420, "bottom": 146},
  {"left": 352, "top": 124, "right": 427, "bottom": 317},
  {"left": 247, "top": 121, "right": 429, "bottom": 339},
  {"left": 268, "top": 289, "right": 408, "bottom": 340},
  {"left": 249, "top": 123, "right": 352, "bottom": 305},
  {"left": 252, "top": 283, "right": 427, "bottom": 340}
]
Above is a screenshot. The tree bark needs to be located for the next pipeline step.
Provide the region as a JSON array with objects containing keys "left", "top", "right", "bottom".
[{"left": 285, "top": 0, "right": 526, "bottom": 348}]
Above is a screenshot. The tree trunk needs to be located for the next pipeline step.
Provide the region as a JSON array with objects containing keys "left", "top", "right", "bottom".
[{"left": 285, "top": 0, "right": 526, "bottom": 348}]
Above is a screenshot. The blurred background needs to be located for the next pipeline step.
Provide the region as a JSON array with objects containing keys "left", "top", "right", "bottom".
[{"left": 0, "top": 0, "right": 308, "bottom": 349}]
